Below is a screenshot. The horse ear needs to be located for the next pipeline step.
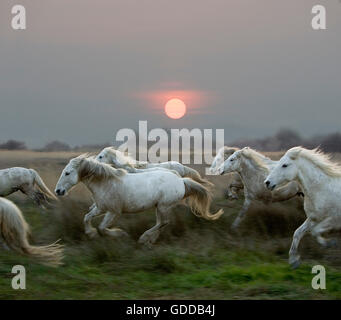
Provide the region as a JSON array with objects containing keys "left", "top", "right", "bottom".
[
  {"left": 289, "top": 149, "right": 301, "bottom": 160},
  {"left": 224, "top": 148, "right": 237, "bottom": 157},
  {"left": 240, "top": 147, "right": 249, "bottom": 155}
]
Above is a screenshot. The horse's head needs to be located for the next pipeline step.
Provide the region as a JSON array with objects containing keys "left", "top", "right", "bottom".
[
  {"left": 209, "top": 149, "right": 225, "bottom": 174},
  {"left": 55, "top": 156, "right": 84, "bottom": 196},
  {"left": 96, "top": 147, "right": 131, "bottom": 169},
  {"left": 218, "top": 150, "right": 242, "bottom": 175},
  {"left": 96, "top": 147, "right": 112, "bottom": 164},
  {"left": 265, "top": 150, "right": 299, "bottom": 191},
  {"left": 209, "top": 147, "right": 237, "bottom": 175}
]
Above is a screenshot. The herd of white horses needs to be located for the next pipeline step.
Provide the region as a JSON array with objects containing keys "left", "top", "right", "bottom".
[{"left": 0, "top": 145, "right": 340, "bottom": 269}]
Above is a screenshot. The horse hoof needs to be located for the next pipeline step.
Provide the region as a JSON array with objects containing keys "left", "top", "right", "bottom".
[
  {"left": 112, "top": 229, "right": 130, "bottom": 239},
  {"left": 138, "top": 239, "right": 153, "bottom": 249},
  {"left": 290, "top": 259, "right": 301, "bottom": 270},
  {"left": 85, "top": 229, "right": 98, "bottom": 239},
  {"left": 225, "top": 193, "right": 238, "bottom": 200},
  {"left": 138, "top": 235, "right": 154, "bottom": 248},
  {"left": 325, "top": 239, "right": 337, "bottom": 248},
  {"left": 231, "top": 221, "right": 240, "bottom": 230}
]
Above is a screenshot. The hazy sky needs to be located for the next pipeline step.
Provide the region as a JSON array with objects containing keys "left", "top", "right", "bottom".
[{"left": 0, "top": 0, "right": 340, "bottom": 148}]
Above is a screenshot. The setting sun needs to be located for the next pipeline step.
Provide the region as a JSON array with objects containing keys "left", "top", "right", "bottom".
[{"left": 164, "top": 98, "right": 187, "bottom": 119}]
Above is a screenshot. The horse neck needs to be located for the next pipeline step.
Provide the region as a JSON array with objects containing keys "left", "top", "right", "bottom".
[
  {"left": 238, "top": 157, "right": 268, "bottom": 183},
  {"left": 263, "top": 157, "right": 275, "bottom": 167},
  {"left": 296, "top": 157, "right": 330, "bottom": 196},
  {"left": 82, "top": 176, "right": 113, "bottom": 201}
]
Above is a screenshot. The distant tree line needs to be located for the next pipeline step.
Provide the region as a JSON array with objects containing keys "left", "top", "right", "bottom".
[
  {"left": 0, "top": 140, "right": 27, "bottom": 150},
  {"left": 0, "top": 130, "right": 341, "bottom": 153},
  {"left": 230, "top": 129, "right": 341, "bottom": 153}
]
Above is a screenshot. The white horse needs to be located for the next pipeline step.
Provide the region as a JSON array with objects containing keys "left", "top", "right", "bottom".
[
  {"left": 0, "top": 197, "right": 63, "bottom": 266},
  {"left": 218, "top": 147, "right": 302, "bottom": 229},
  {"left": 55, "top": 155, "right": 223, "bottom": 246},
  {"left": 0, "top": 167, "right": 57, "bottom": 206},
  {"left": 209, "top": 146, "right": 243, "bottom": 199},
  {"left": 95, "top": 147, "right": 212, "bottom": 188},
  {"left": 265, "top": 147, "right": 341, "bottom": 268}
]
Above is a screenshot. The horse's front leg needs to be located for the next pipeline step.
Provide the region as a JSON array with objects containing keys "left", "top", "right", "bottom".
[
  {"left": 225, "top": 174, "right": 243, "bottom": 200},
  {"left": 226, "top": 184, "right": 238, "bottom": 200},
  {"left": 311, "top": 217, "right": 337, "bottom": 248},
  {"left": 89, "top": 203, "right": 96, "bottom": 211},
  {"left": 272, "top": 181, "right": 300, "bottom": 202},
  {"left": 231, "top": 198, "right": 251, "bottom": 230},
  {"left": 289, "top": 218, "right": 314, "bottom": 269},
  {"left": 98, "top": 212, "right": 128, "bottom": 238},
  {"left": 138, "top": 205, "right": 170, "bottom": 248},
  {"left": 84, "top": 206, "right": 102, "bottom": 239}
]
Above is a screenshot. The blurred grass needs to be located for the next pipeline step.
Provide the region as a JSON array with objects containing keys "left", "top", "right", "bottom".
[
  {"left": 0, "top": 198, "right": 341, "bottom": 300},
  {"left": 0, "top": 151, "right": 340, "bottom": 300}
]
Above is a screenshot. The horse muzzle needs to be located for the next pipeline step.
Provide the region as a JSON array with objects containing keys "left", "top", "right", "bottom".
[
  {"left": 264, "top": 180, "right": 276, "bottom": 191},
  {"left": 55, "top": 189, "right": 66, "bottom": 196}
]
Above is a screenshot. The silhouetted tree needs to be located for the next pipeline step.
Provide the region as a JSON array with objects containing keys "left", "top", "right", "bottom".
[
  {"left": 319, "top": 133, "right": 341, "bottom": 153},
  {"left": 41, "top": 141, "right": 71, "bottom": 152},
  {"left": 0, "top": 140, "right": 27, "bottom": 150},
  {"left": 275, "top": 128, "right": 302, "bottom": 150}
]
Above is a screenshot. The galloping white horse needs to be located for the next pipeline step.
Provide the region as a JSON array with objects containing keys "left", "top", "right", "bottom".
[
  {"left": 0, "top": 197, "right": 63, "bottom": 266},
  {"left": 209, "top": 146, "right": 243, "bottom": 199},
  {"left": 218, "top": 147, "right": 302, "bottom": 229},
  {"left": 95, "top": 147, "right": 212, "bottom": 188},
  {"left": 265, "top": 147, "right": 341, "bottom": 268},
  {"left": 55, "top": 155, "right": 223, "bottom": 246},
  {"left": 0, "top": 167, "right": 57, "bottom": 206}
]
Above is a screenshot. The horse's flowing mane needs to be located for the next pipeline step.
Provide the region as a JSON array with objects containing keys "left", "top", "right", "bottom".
[
  {"left": 73, "top": 154, "right": 126, "bottom": 181},
  {"left": 222, "top": 146, "right": 239, "bottom": 160},
  {"left": 287, "top": 147, "right": 341, "bottom": 178},
  {"left": 103, "top": 147, "right": 147, "bottom": 168},
  {"left": 240, "top": 147, "right": 271, "bottom": 171}
]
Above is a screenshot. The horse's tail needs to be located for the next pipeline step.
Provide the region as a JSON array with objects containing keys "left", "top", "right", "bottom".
[
  {"left": 183, "top": 178, "right": 224, "bottom": 221},
  {"left": 0, "top": 198, "right": 63, "bottom": 267},
  {"left": 30, "top": 169, "right": 58, "bottom": 201},
  {"left": 182, "top": 166, "right": 213, "bottom": 189}
]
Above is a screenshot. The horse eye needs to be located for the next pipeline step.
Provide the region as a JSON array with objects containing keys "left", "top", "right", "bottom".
[
  {"left": 65, "top": 172, "right": 70, "bottom": 176},
  {"left": 282, "top": 164, "right": 288, "bottom": 168},
  {"left": 99, "top": 156, "right": 103, "bottom": 159},
  {"left": 230, "top": 159, "right": 234, "bottom": 162}
]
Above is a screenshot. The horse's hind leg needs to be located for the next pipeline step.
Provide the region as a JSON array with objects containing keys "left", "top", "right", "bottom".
[
  {"left": 98, "top": 212, "right": 128, "bottom": 238},
  {"left": 138, "top": 206, "right": 170, "bottom": 247},
  {"left": 19, "top": 183, "right": 44, "bottom": 207}
]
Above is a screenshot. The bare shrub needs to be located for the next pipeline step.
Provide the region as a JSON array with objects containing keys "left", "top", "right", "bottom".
[
  {"left": 0, "top": 140, "right": 27, "bottom": 150},
  {"left": 40, "top": 141, "right": 71, "bottom": 152}
]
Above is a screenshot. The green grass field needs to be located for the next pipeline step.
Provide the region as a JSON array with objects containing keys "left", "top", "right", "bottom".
[{"left": 1, "top": 197, "right": 340, "bottom": 300}]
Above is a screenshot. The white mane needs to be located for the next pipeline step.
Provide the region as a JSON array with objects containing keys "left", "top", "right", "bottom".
[
  {"left": 240, "top": 147, "right": 271, "bottom": 171},
  {"left": 72, "top": 154, "right": 126, "bottom": 181},
  {"left": 103, "top": 147, "right": 147, "bottom": 168},
  {"left": 222, "top": 146, "right": 240, "bottom": 160},
  {"left": 287, "top": 147, "right": 341, "bottom": 178}
]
